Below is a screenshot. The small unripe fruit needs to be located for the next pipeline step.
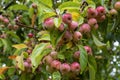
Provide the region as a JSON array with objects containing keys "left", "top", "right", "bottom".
[
  {"left": 58, "top": 23, "right": 64, "bottom": 32},
  {"left": 0, "top": 15, "right": 4, "bottom": 21},
  {"left": 13, "top": 25, "right": 19, "bottom": 30},
  {"left": 27, "top": 49, "right": 32, "bottom": 54},
  {"left": 63, "top": 31, "right": 72, "bottom": 42},
  {"left": 94, "top": 24, "right": 99, "bottom": 30},
  {"left": 43, "top": 55, "right": 53, "bottom": 65},
  {"left": 60, "top": 63, "right": 71, "bottom": 74},
  {"left": 73, "top": 31, "right": 82, "bottom": 41},
  {"left": 79, "top": 23, "right": 91, "bottom": 33},
  {"left": 84, "top": 46, "right": 92, "bottom": 55},
  {"left": 62, "top": 13, "right": 72, "bottom": 24},
  {"left": 73, "top": 51, "right": 80, "bottom": 59},
  {"left": 71, "top": 62, "right": 80, "bottom": 72},
  {"left": 24, "top": 61, "right": 31, "bottom": 68},
  {"left": 50, "top": 60, "right": 61, "bottom": 70},
  {"left": 8, "top": 24, "right": 13, "bottom": 29},
  {"left": 114, "top": 1, "right": 120, "bottom": 10},
  {"left": 50, "top": 51, "right": 58, "bottom": 59},
  {"left": 69, "top": 21, "right": 78, "bottom": 31},
  {"left": 88, "top": 18, "right": 97, "bottom": 27},
  {"left": 43, "top": 18, "right": 54, "bottom": 30},
  {"left": 87, "top": 8, "right": 98, "bottom": 18},
  {"left": 96, "top": 6, "right": 106, "bottom": 16},
  {"left": 32, "top": 3, "right": 37, "bottom": 9},
  {"left": 109, "top": 9, "right": 118, "bottom": 16},
  {"left": 3, "top": 18, "right": 9, "bottom": 24},
  {"left": 28, "top": 33, "right": 34, "bottom": 38}
]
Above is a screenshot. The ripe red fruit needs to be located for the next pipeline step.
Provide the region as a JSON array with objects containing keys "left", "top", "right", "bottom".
[
  {"left": 94, "top": 23, "right": 99, "bottom": 30},
  {"left": 96, "top": 6, "right": 106, "bottom": 16},
  {"left": 24, "top": 61, "right": 31, "bottom": 68},
  {"left": 73, "top": 31, "right": 82, "bottom": 41},
  {"left": 62, "top": 13, "right": 72, "bottom": 24},
  {"left": 50, "top": 51, "right": 58, "bottom": 59},
  {"left": 27, "top": 49, "right": 32, "bottom": 54},
  {"left": 0, "top": 15, "right": 4, "bottom": 21},
  {"left": 88, "top": 18, "right": 97, "bottom": 27},
  {"left": 71, "top": 62, "right": 80, "bottom": 72},
  {"left": 43, "top": 18, "right": 54, "bottom": 30},
  {"left": 32, "top": 3, "right": 37, "bottom": 8},
  {"left": 60, "top": 63, "right": 71, "bottom": 74},
  {"left": 3, "top": 18, "right": 9, "bottom": 24},
  {"left": 73, "top": 51, "right": 80, "bottom": 59},
  {"left": 114, "top": 1, "right": 120, "bottom": 10},
  {"left": 69, "top": 21, "right": 78, "bottom": 31},
  {"left": 43, "top": 55, "right": 53, "bottom": 65},
  {"left": 63, "top": 31, "right": 72, "bottom": 42},
  {"left": 96, "top": 15, "right": 106, "bottom": 22},
  {"left": 87, "top": 8, "right": 98, "bottom": 18},
  {"left": 28, "top": 33, "right": 34, "bottom": 38},
  {"left": 58, "top": 23, "right": 64, "bottom": 32},
  {"left": 79, "top": 23, "right": 91, "bottom": 33},
  {"left": 84, "top": 46, "right": 92, "bottom": 55},
  {"left": 50, "top": 60, "right": 61, "bottom": 70},
  {"left": 109, "top": 9, "right": 118, "bottom": 16}
]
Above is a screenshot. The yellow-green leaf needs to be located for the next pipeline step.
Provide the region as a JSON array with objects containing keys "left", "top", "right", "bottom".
[{"left": 12, "top": 44, "right": 27, "bottom": 50}]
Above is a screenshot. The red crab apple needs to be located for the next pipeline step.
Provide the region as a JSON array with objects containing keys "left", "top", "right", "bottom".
[
  {"left": 94, "top": 23, "right": 99, "bottom": 30},
  {"left": 0, "top": 15, "right": 4, "bottom": 21},
  {"left": 84, "top": 46, "right": 92, "bottom": 55},
  {"left": 71, "top": 62, "right": 80, "bottom": 73},
  {"left": 3, "top": 18, "right": 9, "bottom": 24},
  {"left": 62, "top": 13, "right": 72, "bottom": 24},
  {"left": 43, "top": 55, "right": 53, "bottom": 65},
  {"left": 69, "top": 21, "right": 78, "bottom": 31},
  {"left": 58, "top": 23, "right": 64, "bottom": 32},
  {"left": 28, "top": 33, "right": 34, "bottom": 38},
  {"left": 60, "top": 63, "right": 71, "bottom": 74},
  {"left": 50, "top": 60, "right": 61, "bottom": 70},
  {"left": 79, "top": 23, "right": 91, "bottom": 33},
  {"left": 87, "top": 8, "right": 98, "bottom": 18},
  {"left": 109, "top": 9, "right": 118, "bottom": 16},
  {"left": 96, "top": 6, "right": 106, "bottom": 16},
  {"left": 32, "top": 3, "right": 37, "bottom": 8},
  {"left": 88, "top": 18, "right": 97, "bottom": 27},
  {"left": 96, "top": 15, "right": 106, "bottom": 22},
  {"left": 63, "top": 31, "right": 72, "bottom": 42},
  {"left": 50, "top": 51, "right": 58, "bottom": 59},
  {"left": 73, "top": 51, "right": 80, "bottom": 59},
  {"left": 73, "top": 31, "right": 82, "bottom": 41},
  {"left": 43, "top": 18, "right": 54, "bottom": 30},
  {"left": 24, "top": 61, "right": 32, "bottom": 68},
  {"left": 114, "top": 1, "right": 120, "bottom": 10}
]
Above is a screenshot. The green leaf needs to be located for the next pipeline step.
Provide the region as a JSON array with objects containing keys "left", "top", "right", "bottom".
[
  {"left": 92, "top": 34, "right": 106, "bottom": 48},
  {"left": 9, "top": 4, "right": 28, "bottom": 11},
  {"left": 38, "top": 31, "right": 50, "bottom": 41},
  {"left": 30, "top": 43, "right": 51, "bottom": 72},
  {"left": 58, "top": 1, "right": 80, "bottom": 11},
  {"left": 52, "top": 71, "right": 61, "bottom": 80},
  {"left": 0, "top": 39, "right": 3, "bottom": 48},
  {"left": 16, "top": 55, "right": 25, "bottom": 71},
  {"left": 88, "top": 55, "right": 97, "bottom": 80},
  {"left": 7, "top": 31, "right": 21, "bottom": 43},
  {"left": 0, "top": 74, "right": 5, "bottom": 80},
  {"left": 86, "top": 0, "right": 96, "bottom": 8},
  {"left": 78, "top": 45, "right": 88, "bottom": 73},
  {"left": 38, "top": 0, "right": 53, "bottom": 8},
  {"left": 54, "top": 17, "right": 62, "bottom": 28}
]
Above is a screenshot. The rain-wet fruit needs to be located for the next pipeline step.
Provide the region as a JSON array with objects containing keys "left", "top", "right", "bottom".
[{"left": 62, "top": 13, "right": 72, "bottom": 24}]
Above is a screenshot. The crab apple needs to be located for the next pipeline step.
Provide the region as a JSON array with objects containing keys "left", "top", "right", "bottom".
[
  {"left": 60, "top": 63, "right": 71, "bottom": 74},
  {"left": 32, "top": 3, "right": 37, "bottom": 9},
  {"left": 7, "top": 24, "right": 13, "bottom": 29},
  {"left": 109, "top": 9, "right": 118, "bottom": 16},
  {"left": 71, "top": 62, "right": 80, "bottom": 72},
  {"left": 26, "top": 58, "right": 31, "bottom": 64},
  {"left": 43, "top": 55, "right": 53, "bottom": 65},
  {"left": 88, "top": 18, "right": 97, "bottom": 27},
  {"left": 13, "top": 25, "right": 19, "bottom": 30},
  {"left": 73, "top": 51, "right": 80, "bottom": 59},
  {"left": 62, "top": 13, "right": 72, "bottom": 24},
  {"left": 43, "top": 18, "right": 54, "bottom": 30},
  {"left": 63, "top": 31, "right": 72, "bottom": 42},
  {"left": 58, "top": 23, "right": 64, "bottom": 32},
  {"left": 96, "top": 6, "right": 106, "bottom": 16},
  {"left": 0, "top": 15, "right": 4, "bottom": 21},
  {"left": 50, "top": 51, "right": 58, "bottom": 59},
  {"left": 79, "top": 23, "right": 91, "bottom": 33},
  {"left": 96, "top": 15, "right": 106, "bottom": 22},
  {"left": 28, "top": 33, "right": 34, "bottom": 38},
  {"left": 73, "top": 31, "right": 82, "bottom": 41},
  {"left": 94, "top": 23, "right": 99, "bottom": 30},
  {"left": 114, "top": 1, "right": 120, "bottom": 10},
  {"left": 50, "top": 60, "right": 61, "bottom": 70},
  {"left": 27, "top": 49, "right": 32, "bottom": 54},
  {"left": 24, "top": 61, "right": 31, "bottom": 68},
  {"left": 87, "top": 8, "right": 98, "bottom": 18},
  {"left": 3, "top": 18, "right": 9, "bottom": 24},
  {"left": 84, "top": 46, "right": 92, "bottom": 55},
  {"left": 69, "top": 21, "right": 78, "bottom": 31}
]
